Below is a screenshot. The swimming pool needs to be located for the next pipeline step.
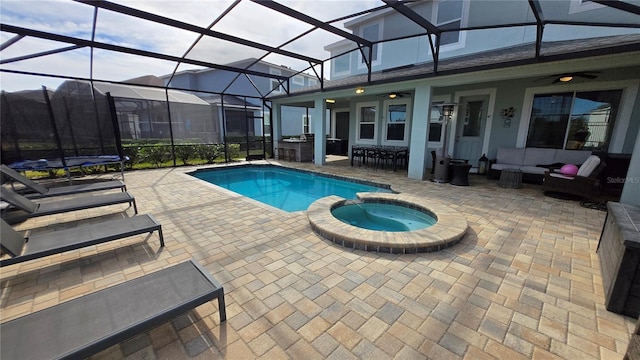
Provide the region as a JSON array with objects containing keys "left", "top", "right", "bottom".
[{"left": 189, "top": 165, "right": 393, "bottom": 212}]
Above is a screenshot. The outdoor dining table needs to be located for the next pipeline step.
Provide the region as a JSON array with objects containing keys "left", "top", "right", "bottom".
[{"left": 351, "top": 145, "right": 408, "bottom": 171}]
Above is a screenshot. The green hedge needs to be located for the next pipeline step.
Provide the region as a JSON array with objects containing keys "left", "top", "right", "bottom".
[{"left": 121, "top": 143, "right": 244, "bottom": 169}]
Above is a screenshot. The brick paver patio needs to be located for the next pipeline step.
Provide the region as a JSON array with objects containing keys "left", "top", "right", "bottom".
[{"left": 1, "top": 158, "right": 635, "bottom": 359}]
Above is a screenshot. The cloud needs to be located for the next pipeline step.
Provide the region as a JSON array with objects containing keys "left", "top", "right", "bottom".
[{"left": 0, "top": 0, "right": 379, "bottom": 92}]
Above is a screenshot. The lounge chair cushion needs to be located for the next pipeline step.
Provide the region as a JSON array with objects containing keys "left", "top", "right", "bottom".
[
  {"left": 496, "top": 148, "right": 525, "bottom": 167},
  {"left": 0, "top": 260, "right": 226, "bottom": 360},
  {"left": 0, "top": 187, "right": 137, "bottom": 224},
  {"left": 549, "top": 172, "right": 576, "bottom": 180},
  {"left": 1, "top": 164, "right": 126, "bottom": 199},
  {"left": 523, "top": 148, "right": 556, "bottom": 167},
  {"left": 577, "top": 155, "right": 601, "bottom": 177},
  {"left": 0, "top": 215, "right": 163, "bottom": 267}
]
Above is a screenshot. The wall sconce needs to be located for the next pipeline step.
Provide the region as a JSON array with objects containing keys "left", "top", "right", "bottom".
[
  {"left": 501, "top": 107, "right": 515, "bottom": 128},
  {"left": 442, "top": 104, "right": 455, "bottom": 119},
  {"left": 325, "top": 99, "right": 336, "bottom": 103},
  {"left": 436, "top": 103, "right": 456, "bottom": 159},
  {"left": 355, "top": 87, "right": 365, "bottom": 94}
]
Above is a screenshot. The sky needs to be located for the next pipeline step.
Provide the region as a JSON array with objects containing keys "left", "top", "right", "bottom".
[{"left": 0, "top": 0, "right": 380, "bottom": 92}]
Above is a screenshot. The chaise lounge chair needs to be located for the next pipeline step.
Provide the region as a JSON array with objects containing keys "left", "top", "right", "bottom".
[
  {"left": 0, "top": 259, "right": 226, "bottom": 360},
  {"left": 1, "top": 164, "right": 126, "bottom": 199},
  {"left": 0, "top": 187, "right": 137, "bottom": 223},
  {"left": 0, "top": 215, "right": 163, "bottom": 267}
]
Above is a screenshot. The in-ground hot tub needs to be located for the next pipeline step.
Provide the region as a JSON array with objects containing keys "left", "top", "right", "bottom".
[
  {"left": 308, "top": 192, "right": 468, "bottom": 253},
  {"left": 331, "top": 201, "right": 436, "bottom": 232}
]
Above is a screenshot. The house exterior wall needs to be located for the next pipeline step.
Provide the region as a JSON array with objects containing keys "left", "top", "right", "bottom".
[{"left": 326, "top": 0, "right": 640, "bottom": 80}]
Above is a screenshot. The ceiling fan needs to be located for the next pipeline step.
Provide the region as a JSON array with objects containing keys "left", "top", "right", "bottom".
[
  {"left": 538, "top": 71, "right": 600, "bottom": 84},
  {"left": 383, "top": 92, "right": 411, "bottom": 99}
]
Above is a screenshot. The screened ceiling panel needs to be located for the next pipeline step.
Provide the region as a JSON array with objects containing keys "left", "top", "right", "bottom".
[
  {"left": 261, "top": 54, "right": 315, "bottom": 75},
  {"left": 280, "top": 29, "right": 347, "bottom": 60},
  {"left": 2, "top": 47, "right": 92, "bottom": 81},
  {"left": 0, "top": 37, "right": 80, "bottom": 63},
  {"left": 109, "top": 0, "right": 238, "bottom": 28},
  {"left": 91, "top": 49, "right": 178, "bottom": 82},
  {"left": 465, "top": 1, "right": 535, "bottom": 28},
  {"left": 186, "top": 36, "right": 270, "bottom": 67},
  {"left": 0, "top": 72, "right": 63, "bottom": 93},
  {"left": 279, "top": 0, "right": 384, "bottom": 23},
  {"left": 541, "top": 23, "right": 640, "bottom": 49},
  {"left": 225, "top": 77, "right": 266, "bottom": 98},
  {"left": 93, "top": 10, "right": 199, "bottom": 57},
  {"left": 1, "top": 0, "right": 639, "bottom": 97},
  {"left": 538, "top": 0, "right": 640, "bottom": 26},
  {"left": 212, "top": 1, "right": 316, "bottom": 49},
  {"left": 0, "top": 1, "right": 94, "bottom": 40}
]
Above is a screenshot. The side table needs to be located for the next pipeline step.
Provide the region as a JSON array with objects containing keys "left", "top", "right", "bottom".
[
  {"left": 450, "top": 163, "right": 472, "bottom": 186},
  {"left": 498, "top": 169, "right": 522, "bottom": 188}
]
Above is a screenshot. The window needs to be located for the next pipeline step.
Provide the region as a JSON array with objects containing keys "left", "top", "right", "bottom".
[
  {"left": 436, "top": 0, "right": 463, "bottom": 46},
  {"left": 292, "top": 75, "right": 304, "bottom": 86},
  {"left": 270, "top": 68, "right": 283, "bottom": 94},
  {"left": 526, "top": 90, "right": 622, "bottom": 150},
  {"left": 333, "top": 53, "right": 351, "bottom": 75},
  {"left": 263, "top": 111, "right": 271, "bottom": 136},
  {"left": 383, "top": 99, "right": 410, "bottom": 144},
  {"left": 356, "top": 102, "right": 378, "bottom": 143},
  {"left": 308, "top": 78, "right": 318, "bottom": 86},
  {"left": 359, "top": 20, "right": 382, "bottom": 67},
  {"left": 302, "top": 114, "right": 311, "bottom": 134}
]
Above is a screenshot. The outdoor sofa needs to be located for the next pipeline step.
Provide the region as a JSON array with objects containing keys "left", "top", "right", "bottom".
[
  {"left": 0, "top": 215, "right": 163, "bottom": 267},
  {"left": 488, "top": 147, "right": 592, "bottom": 183},
  {"left": 0, "top": 164, "right": 126, "bottom": 199},
  {"left": 0, "top": 187, "right": 137, "bottom": 223},
  {"left": 0, "top": 259, "right": 226, "bottom": 360}
]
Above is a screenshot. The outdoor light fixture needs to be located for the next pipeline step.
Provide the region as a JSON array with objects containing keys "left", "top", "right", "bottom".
[
  {"left": 325, "top": 99, "right": 336, "bottom": 103},
  {"left": 432, "top": 102, "right": 457, "bottom": 183},
  {"left": 441, "top": 103, "right": 455, "bottom": 118},
  {"left": 355, "top": 87, "right": 365, "bottom": 94},
  {"left": 388, "top": 93, "right": 397, "bottom": 99},
  {"left": 559, "top": 76, "right": 573, "bottom": 82}
]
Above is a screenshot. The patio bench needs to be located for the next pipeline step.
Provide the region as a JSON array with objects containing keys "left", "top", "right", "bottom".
[{"left": 0, "top": 259, "right": 226, "bottom": 360}]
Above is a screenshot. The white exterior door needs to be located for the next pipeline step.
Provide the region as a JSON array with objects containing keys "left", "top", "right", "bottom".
[{"left": 453, "top": 94, "right": 490, "bottom": 163}]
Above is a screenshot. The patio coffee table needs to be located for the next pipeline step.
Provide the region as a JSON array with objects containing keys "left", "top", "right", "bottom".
[{"left": 498, "top": 169, "right": 522, "bottom": 188}]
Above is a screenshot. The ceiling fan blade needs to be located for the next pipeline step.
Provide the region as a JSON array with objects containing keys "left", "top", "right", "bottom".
[{"left": 579, "top": 73, "right": 599, "bottom": 79}]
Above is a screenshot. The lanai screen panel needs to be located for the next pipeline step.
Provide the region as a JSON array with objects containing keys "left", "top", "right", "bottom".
[
  {"left": 0, "top": 89, "right": 60, "bottom": 164},
  {"left": 52, "top": 81, "right": 118, "bottom": 158}
]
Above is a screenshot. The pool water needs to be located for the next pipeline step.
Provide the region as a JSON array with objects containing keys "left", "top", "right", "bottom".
[
  {"left": 190, "top": 166, "right": 392, "bottom": 212},
  {"left": 331, "top": 203, "right": 436, "bottom": 231}
]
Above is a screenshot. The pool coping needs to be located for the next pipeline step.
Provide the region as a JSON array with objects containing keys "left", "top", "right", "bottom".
[{"left": 307, "top": 192, "right": 468, "bottom": 253}]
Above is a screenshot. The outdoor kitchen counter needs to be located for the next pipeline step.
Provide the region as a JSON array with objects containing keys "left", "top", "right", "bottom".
[{"left": 277, "top": 139, "right": 313, "bottom": 162}]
